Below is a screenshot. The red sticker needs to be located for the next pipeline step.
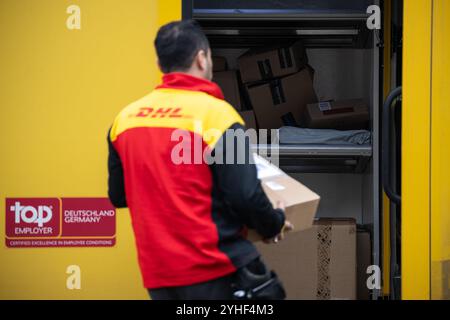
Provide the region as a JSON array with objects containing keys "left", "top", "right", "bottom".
[{"left": 5, "top": 198, "right": 116, "bottom": 248}]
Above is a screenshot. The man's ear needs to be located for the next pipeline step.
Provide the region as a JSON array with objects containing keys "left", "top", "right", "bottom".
[{"left": 196, "top": 50, "right": 208, "bottom": 71}]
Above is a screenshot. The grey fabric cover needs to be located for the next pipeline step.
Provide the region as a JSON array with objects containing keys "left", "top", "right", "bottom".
[{"left": 279, "top": 126, "right": 371, "bottom": 145}]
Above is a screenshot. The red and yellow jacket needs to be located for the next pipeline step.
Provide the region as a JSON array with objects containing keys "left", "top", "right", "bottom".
[{"left": 107, "top": 73, "right": 284, "bottom": 289}]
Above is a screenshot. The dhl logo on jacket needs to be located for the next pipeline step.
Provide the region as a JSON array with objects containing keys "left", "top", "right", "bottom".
[{"left": 110, "top": 73, "right": 244, "bottom": 151}]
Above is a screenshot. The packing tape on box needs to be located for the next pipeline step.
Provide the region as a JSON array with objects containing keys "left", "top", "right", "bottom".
[
  {"left": 269, "top": 79, "right": 286, "bottom": 105},
  {"left": 316, "top": 224, "right": 332, "bottom": 300},
  {"left": 277, "top": 47, "right": 293, "bottom": 69},
  {"left": 257, "top": 59, "right": 274, "bottom": 80},
  {"left": 280, "top": 112, "right": 298, "bottom": 127},
  {"left": 257, "top": 48, "right": 293, "bottom": 80}
]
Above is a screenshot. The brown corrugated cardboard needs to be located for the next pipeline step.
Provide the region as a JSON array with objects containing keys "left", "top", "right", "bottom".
[
  {"left": 255, "top": 218, "right": 357, "bottom": 300},
  {"left": 212, "top": 56, "right": 227, "bottom": 72},
  {"left": 357, "top": 230, "right": 372, "bottom": 300},
  {"left": 213, "top": 70, "right": 242, "bottom": 111},
  {"left": 247, "top": 69, "right": 318, "bottom": 129},
  {"left": 246, "top": 154, "right": 320, "bottom": 242},
  {"left": 238, "top": 41, "right": 308, "bottom": 83},
  {"left": 303, "top": 99, "right": 370, "bottom": 130},
  {"left": 239, "top": 110, "right": 257, "bottom": 130}
]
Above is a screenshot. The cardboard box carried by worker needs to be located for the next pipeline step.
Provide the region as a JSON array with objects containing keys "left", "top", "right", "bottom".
[{"left": 245, "top": 153, "right": 320, "bottom": 242}]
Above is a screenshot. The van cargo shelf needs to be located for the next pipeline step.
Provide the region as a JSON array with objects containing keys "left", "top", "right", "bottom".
[{"left": 251, "top": 144, "right": 372, "bottom": 173}]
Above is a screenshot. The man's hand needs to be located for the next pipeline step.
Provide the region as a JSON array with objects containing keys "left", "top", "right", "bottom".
[{"left": 263, "top": 201, "right": 294, "bottom": 244}]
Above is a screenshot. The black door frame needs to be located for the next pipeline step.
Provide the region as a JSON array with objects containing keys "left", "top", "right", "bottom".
[{"left": 182, "top": 0, "right": 193, "bottom": 19}]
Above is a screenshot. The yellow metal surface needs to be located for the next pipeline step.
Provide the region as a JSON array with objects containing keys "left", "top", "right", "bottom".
[
  {"left": 381, "top": 0, "right": 392, "bottom": 297},
  {"left": 158, "top": 0, "right": 182, "bottom": 27},
  {"left": 402, "top": 0, "right": 432, "bottom": 300},
  {"left": 0, "top": 0, "right": 180, "bottom": 299},
  {"left": 430, "top": 0, "right": 450, "bottom": 300}
]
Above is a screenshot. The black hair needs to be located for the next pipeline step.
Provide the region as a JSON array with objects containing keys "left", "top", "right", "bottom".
[{"left": 154, "top": 20, "right": 210, "bottom": 73}]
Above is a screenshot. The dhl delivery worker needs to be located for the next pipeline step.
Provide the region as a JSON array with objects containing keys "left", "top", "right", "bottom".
[{"left": 107, "top": 20, "right": 292, "bottom": 300}]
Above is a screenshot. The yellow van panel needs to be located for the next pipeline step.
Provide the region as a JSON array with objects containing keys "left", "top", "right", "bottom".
[
  {"left": 402, "top": 0, "right": 432, "bottom": 300},
  {"left": 0, "top": 0, "right": 180, "bottom": 299},
  {"left": 431, "top": 0, "right": 450, "bottom": 300}
]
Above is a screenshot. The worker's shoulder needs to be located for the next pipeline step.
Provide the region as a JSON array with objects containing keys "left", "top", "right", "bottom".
[
  {"left": 109, "top": 92, "right": 154, "bottom": 140},
  {"left": 114, "top": 92, "right": 154, "bottom": 120},
  {"left": 155, "top": 88, "right": 244, "bottom": 126},
  {"left": 200, "top": 94, "right": 244, "bottom": 125}
]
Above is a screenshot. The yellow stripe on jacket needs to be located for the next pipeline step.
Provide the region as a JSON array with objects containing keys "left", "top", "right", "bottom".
[{"left": 110, "top": 88, "right": 244, "bottom": 149}]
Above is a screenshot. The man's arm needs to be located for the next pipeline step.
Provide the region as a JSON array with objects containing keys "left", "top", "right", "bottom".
[
  {"left": 107, "top": 128, "right": 127, "bottom": 208},
  {"left": 210, "top": 123, "right": 285, "bottom": 239}
]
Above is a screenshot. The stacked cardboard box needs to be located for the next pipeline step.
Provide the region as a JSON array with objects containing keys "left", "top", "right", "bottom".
[
  {"left": 255, "top": 218, "right": 357, "bottom": 300},
  {"left": 213, "top": 70, "right": 242, "bottom": 111},
  {"left": 303, "top": 99, "right": 370, "bottom": 130},
  {"left": 212, "top": 56, "right": 227, "bottom": 72},
  {"left": 238, "top": 41, "right": 318, "bottom": 129},
  {"left": 213, "top": 43, "right": 371, "bottom": 131},
  {"left": 246, "top": 69, "right": 318, "bottom": 129},
  {"left": 238, "top": 41, "right": 308, "bottom": 83},
  {"left": 213, "top": 70, "right": 259, "bottom": 129}
]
